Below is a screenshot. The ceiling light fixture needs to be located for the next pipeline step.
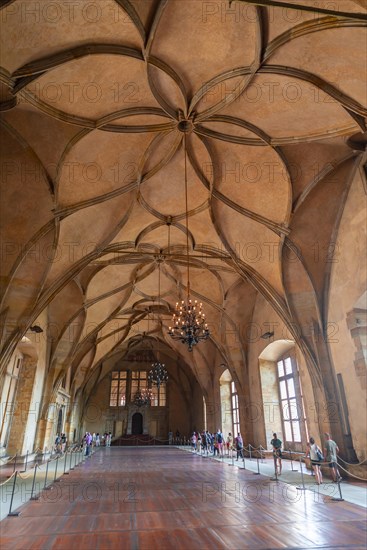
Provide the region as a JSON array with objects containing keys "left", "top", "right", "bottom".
[
  {"left": 261, "top": 331, "right": 274, "bottom": 339},
  {"left": 148, "top": 258, "right": 169, "bottom": 389},
  {"left": 30, "top": 325, "right": 43, "bottom": 333},
  {"left": 168, "top": 131, "right": 210, "bottom": 351},
  {"left": 133, "top": 388, "right": 152, "bottom": 407}
]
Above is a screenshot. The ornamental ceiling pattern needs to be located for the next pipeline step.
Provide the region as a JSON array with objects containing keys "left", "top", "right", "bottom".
[{"left": 0, "top": 0, "right": 366, "bottom": 399}]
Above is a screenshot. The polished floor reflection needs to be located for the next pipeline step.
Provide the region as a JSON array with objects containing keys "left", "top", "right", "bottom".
[{"left": 0, "top": 447, "right": 366, "bottom": 549}]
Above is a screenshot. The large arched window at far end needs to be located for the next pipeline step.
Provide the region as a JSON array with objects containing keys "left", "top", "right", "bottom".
[{"left": 110, "top": 371, "right": 127, "bottom": 406}]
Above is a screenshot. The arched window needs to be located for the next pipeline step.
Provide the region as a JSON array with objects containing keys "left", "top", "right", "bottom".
[
  {"left": 231, "top": 381, "right": 240, "bottom": 436},
  {"left": 110, "top": 371, "right": 127, "bottom": 406},
  {"left": 276, "top": 355, "right": 307, "bottom": 443},
  {"left": 220, "top": 369, "right": 240, "bottom": 435},
  {"left": 259, "top": 341, "right": 308, "bottom": 450}
]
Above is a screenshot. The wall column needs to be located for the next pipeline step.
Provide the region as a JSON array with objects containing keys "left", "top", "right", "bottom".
[{"left": 6, "top": 356, "right": 37, "bottom": 455}]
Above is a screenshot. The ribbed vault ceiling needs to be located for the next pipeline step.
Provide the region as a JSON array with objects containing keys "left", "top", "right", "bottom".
[{"left": 0, "top": 0, "right": 366, "bottom": 400}]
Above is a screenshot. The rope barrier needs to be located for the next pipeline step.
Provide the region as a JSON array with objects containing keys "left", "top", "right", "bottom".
[
  {"left": 337, "top": 455, "right": 367, "bottom": 466},
  {"left": 337, "top": 462, "right": 367, "bottom": 481},
  {"left": 0, "top": 471, "right": 16, "bottom": 486},
  {"left": 18, "top": 469, "right": 34, "bottom": 480},
  {"left": 0, "top": 453, "right": 17, "bottom": 465}
]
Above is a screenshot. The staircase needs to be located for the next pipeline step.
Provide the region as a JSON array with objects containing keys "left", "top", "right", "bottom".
[{"left": 111, "top": 434, "right": 167, "bottom": 446}]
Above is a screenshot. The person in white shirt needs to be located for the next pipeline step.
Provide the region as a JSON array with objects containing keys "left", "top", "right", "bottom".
[{"left": 307, "top": 437, "right": 323, "bottom": 485}]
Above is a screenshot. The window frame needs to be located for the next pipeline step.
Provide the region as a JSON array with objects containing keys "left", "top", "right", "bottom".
[
  {"left": 276, "top": 354, "right": 306, "bottom": 445},
  {"left": 231, "top": 381, "right": 240, "bottom": 436}
]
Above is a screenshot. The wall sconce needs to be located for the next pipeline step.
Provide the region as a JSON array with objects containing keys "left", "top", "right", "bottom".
[
  {"left": 30, "top": 325, "right": 43, "bottom": 333},
  {"left": 261, "top": 331, "right": 274, "bottom": 339}
]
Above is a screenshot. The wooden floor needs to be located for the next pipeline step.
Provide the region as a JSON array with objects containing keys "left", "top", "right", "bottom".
[{"left": 1, "top": 447, "right": 366, "bottom": 549}]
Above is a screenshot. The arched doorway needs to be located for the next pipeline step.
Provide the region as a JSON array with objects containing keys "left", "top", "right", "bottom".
[{"left": 132, "top": 413, "right": 143, "bottom": 435}]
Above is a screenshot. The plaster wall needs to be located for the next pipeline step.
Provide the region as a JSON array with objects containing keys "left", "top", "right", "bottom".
[
  {"left": 328, "top": 169, "right": 367, "bottom": 461},
  {"left": 259, "top": 359, "right": 283, "bottom": 448},
  {"left": 84, "top": 368, "right": 199, "bottom": 440},
  {"left": 247, "top": 293, "right": 320, "bottom": 448}
]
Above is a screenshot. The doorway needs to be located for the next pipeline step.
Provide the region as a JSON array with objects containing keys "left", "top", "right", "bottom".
[{"left": 132, "top": 413, "right": 143, "bottom": 435}]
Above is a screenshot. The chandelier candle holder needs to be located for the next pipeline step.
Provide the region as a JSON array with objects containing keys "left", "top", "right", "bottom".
[
  {"left": 133, "top": 389, "right": 152, "bottom": 407},
  {"left": 168, "top": 299, "right": 209, "bottom": 352},
  {"left": 148, "top": 362, "right": 169, "bottom": 389},
  {"left": 168, "top": 131, "right": 210, "bottom": 351}
]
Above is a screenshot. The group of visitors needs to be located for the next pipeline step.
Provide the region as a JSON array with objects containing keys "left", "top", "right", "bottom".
[
  {"left": 54, "top": 433, "right": 67, "bottom": 453},
  {"left": 82, "top": 431, "right": 112, "bottom": 454},
  {"left": 190, "top": 429, "right": 246, "bottom": 459},
  {"left": 270, "top": 431, "right": 342, "bottom": 484},
  {"left": 306, "top": 432, "right": 342, "bottom": 484},
  {"left": 189, "top": 429, "right": 341, "bottom": 484}
]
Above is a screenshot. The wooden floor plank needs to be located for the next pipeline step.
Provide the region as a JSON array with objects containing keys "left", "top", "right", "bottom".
[{"left": 0, "top": 447, "right": 366, "bottom": 550}]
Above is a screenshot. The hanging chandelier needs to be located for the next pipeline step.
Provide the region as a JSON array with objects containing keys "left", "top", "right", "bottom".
[
  {"left": 148, "top": 361, "right": 169, "bottom": 389},
  {"left": 168, "top": 131, "right": 210, "bottom": 351},
  {"left": 133, "top": 388, "right": 152, "bottom": 407},
  {"left": 148, "top": 259, "right": 169, "bottom": 388}
]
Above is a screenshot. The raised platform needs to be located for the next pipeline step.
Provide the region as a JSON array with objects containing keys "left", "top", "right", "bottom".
[{"left": 112, "top": 434, "right": 167, "bottom": 446}]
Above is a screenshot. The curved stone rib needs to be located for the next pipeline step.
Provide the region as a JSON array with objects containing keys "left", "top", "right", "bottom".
[
  {"left": 53, "top": 181, "right": 138, "bottom": 219},
  {"left": 114, "top": 0, "right": 146, "bottom": 44},
  {"left": 293, "top": 152, "right": 360, "bottom": 213},
  {"left": 264, "top": 17, "right": 366, "bottom": 62},
  {"left": 101, "top": 122, "right": 175, "bottom": 133},
  {"left": 232, "top": 0, "right": 367, "bottom": 21},
  {"left": 0, "top": 220, "right": 55, "bottom": 312},
  {"left": 146, "top": 60, "right": 185, "bottom": 120},
  {"left": 194, "top": 124, "right": 267, "bottom": 146},
  {"left": 12, "top": 44, "right": 144, "bottom": 79},
  {"left": 191, "top": 131, "right": 290, "bottom": 235},
  {"left": 134, "top": 220, "right": 167, "bottom": 247},
  {"left": 144, "top": 0, "right": 169, "bottom": 56},
  {"left": 260, "top": 65, "right": 367, "bottom": 117},
  {"left": 212, "top": 190, "right": 289, "bottom": 236},
  {"left": 18, "top": 89, "right": 96, "bottom": 128},
  {"left": 138, "top": 129, "right": 181, "bottom": 185},
  {"left": 271, "top": 125, "right": 360, "bottom": 145},
  {"left": 98, "top": 106, "right": 171, "bottom": 125},
  {"left": 0, "top": 118, "right": 55, "bottom": 197},
  {"left": 194, "top": 73, "right": 256, "bottom": 123},
  {"left": 189, "top": 67, "right": 252, "bottom": 113}
]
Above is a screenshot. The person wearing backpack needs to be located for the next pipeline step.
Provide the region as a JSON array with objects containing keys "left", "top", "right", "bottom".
[
  {"left": 216, "top": 429, "right": 224, "bottom": 456},
  {"left": 235, "top": 433, "right": 244, "bottom": 460},
  {"left": 306, "top": 437, "right": 323, "bottom": 485}
]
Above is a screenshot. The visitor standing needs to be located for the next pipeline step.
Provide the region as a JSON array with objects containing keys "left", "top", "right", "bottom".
[{"left": 270, "top": 433, "right": 282, "bottom": 475}]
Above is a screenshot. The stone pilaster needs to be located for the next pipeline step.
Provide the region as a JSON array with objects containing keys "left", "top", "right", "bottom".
[{"left": 6, "top": 357, "right": 37, "bottom": 455}]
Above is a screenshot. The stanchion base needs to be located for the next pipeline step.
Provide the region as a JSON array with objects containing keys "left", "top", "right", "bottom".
[
  {"left": 43, "top": 486, "right": 53, "bottom": 491},
  {"left": 54, "top": 479, "right": 61, "bottom": 482},
  {"left": 8, "top": 512, "right": 21, "bottom": 516},
  {"left": 30, "top": 496, "right": 39, "bottom": 500},
  {"left": 291, "top": 469, "right": 298, "bottom": 472},
  {"left": 64, "top": 472, "right": 70, "bottom": 475},
  {"left": 270, "top": 477, "right": 279, "bottom": 481},
  {"left": 331, "top": 498, "right": 344, "bottom": 502},
  {"left": 253, "top": 472, "right": 260, "bottom": 475},
  {"left": 296, "top": 486, "right": 307, "bottom": 490}
]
